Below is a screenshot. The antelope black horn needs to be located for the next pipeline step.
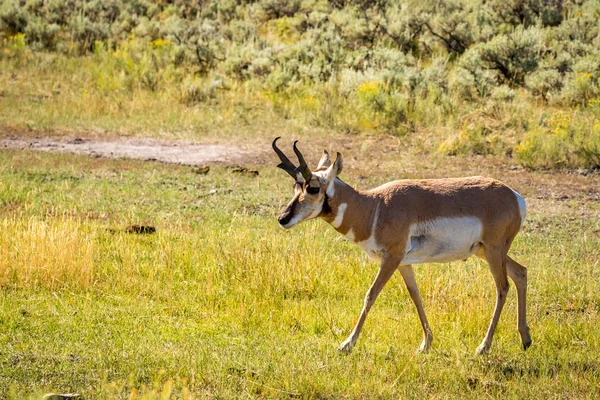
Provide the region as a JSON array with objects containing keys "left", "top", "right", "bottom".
[
  {"left": 293, "top": 140, "right": 312, "bottom": 181},
  {"left": 272, "top": 137, "right": 297, "bottom": 178}
]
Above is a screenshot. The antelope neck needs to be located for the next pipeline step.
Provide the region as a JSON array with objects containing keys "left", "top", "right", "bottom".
[{"left": 321, "top": 179, "right": 379, "bottom": 242}]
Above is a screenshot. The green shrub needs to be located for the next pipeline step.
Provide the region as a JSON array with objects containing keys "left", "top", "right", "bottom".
[
  {"left": 439, "top": 125, "right": 506, "bottom": 156},
  {"left": 475, "top": 26, "right": 543, "bottom": 85},
  {"left": 90, "top": 37, "right": 184, "bottom": 94},
  {"left": 487, "top": 0, "right": 565, "bottom": 29},
  {"left": 0, "top": 0, "right": 28, "bottom": 36},
  {"left": 23, "top": 16, "right": 60, "bottom": 51},
  {"left": 559, "top": 58, "right": 600, "bottom": 106},
  {"left": 355, "top": 80, "right": 412, "bottom": 135},
  {"left": 516, "top": 110, "right": 600, "bottom": 169},
  {"left": 422, "top": 1, "right": 475, "bottom": 55},
  {"left": 376, "top": 5, "right": 424, "bottom": 56},
  {"left": 452, "top": 50, "right": 498, "bottom": 100},
  {"left": 180, "top": 78, "right": 221, "bottom": 105},
  {"left": 182, "top": 20, "right": 224, "bottom": 75},
  {"left": 525, "top": 69, "right": 563, "bottom": 100},
  {"left": 226, "top": 20, "right": 256, "bottom": 43},
  {"left": 491, "top": 84, "right": 516, "bottom": 102},
  {"left": 254, "top": 0, "right": 302, "bottom": 21},
  {"left": 418, "top": 57, "right": 449, "bottom": 98}
]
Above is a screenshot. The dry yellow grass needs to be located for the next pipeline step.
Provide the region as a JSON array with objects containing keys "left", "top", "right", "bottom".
[{"left": 0, "top": 216, "right": 95, "bottom": 289}]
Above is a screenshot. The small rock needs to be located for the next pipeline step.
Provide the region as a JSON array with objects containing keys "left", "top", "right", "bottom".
[
  {"left": 193, "top": 166, "right": 210, "bottom": 174},
  {"left": 124, "top": 225, "right": 156, "bottom": 234},
  {"left": 467, "top": 376, "right": 479, "bottom": 389},
  {"left": 576, "top": 168, "right": 590, "bottom": 176},
  {"left": 43, "top": 394, "right": 81, "bottom": 400},
  {"left": 231, "top": 167, "right": 259, "bottom": 176}
]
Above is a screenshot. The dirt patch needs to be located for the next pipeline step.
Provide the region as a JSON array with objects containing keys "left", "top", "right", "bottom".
[
  {"left": 1, "top": 134, "right": 598, "bottom": 207},
  {"left": 0, "top": 136, "right": 264, "bottom": 166}
]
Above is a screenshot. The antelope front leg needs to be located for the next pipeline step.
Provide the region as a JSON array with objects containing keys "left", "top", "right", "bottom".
[
  {"left": 339, "top": 257, "right": 399, "bottom": 353},
  {"left": 398, "top": 265, "right": 433, "bottom": 353}
]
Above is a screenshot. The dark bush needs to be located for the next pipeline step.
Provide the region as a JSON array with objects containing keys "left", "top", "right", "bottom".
[
  {"left": 0, "top": 0, "right": 28, "bottom": 36},
  {"left": 474, "top": 27, "right": 542, "bottom": 85}
]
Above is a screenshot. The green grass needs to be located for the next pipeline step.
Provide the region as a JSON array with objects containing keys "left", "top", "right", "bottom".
[{"left": 0, "top": 149, "right": 599, "bottom": 398}]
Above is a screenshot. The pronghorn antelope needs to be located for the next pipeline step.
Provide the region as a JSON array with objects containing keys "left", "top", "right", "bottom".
[{"left": 272, "top": 137, "right": 531, "bottom": 355}]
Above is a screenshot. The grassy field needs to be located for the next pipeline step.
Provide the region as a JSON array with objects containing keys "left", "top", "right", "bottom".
[
  {"left": 0, "top": 145, "right": 598, "bottom": 399},
  {"left": 2, "top": 1, "right": 599, "bottom": 397}
]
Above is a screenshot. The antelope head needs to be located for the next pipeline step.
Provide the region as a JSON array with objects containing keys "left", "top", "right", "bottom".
[{"left": 272, "top": 137, "right": 343, "bottom": 228}]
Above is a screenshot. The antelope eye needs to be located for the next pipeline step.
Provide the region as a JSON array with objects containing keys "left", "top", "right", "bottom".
[{"left": 306, "top": 186, "right": 320, "bottom": 195}]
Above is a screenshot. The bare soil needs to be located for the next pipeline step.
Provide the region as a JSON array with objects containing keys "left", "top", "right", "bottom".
[{"left": 0, "top": 136, "right": 264, "bottom": 166}]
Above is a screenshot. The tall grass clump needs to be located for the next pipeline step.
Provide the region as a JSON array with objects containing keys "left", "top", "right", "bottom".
[
  {"left": 0, "top": 216, "right": 95, "bottom": 289},
  {"left": 516, "top": 108, "right": 600, "bottom": 169}
]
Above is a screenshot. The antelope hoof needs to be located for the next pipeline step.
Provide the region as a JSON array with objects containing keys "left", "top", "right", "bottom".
[
  {"left": 417, "top": 340, "right": 431, "bottom": 354},
  {"left": 522, "top": 335, "right": 532, "bottom": 351},
  {"left": 520, "top": 328, "right": 532, "bottom": 351},
  {"left": 475, "top": 342, "right": 491, "bottom": 355},
  {"left": 338, "top": 337, "right": 356, "bottom": 353}
]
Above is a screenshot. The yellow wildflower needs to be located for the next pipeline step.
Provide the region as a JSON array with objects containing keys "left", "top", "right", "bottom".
[{"left": 150, "top": 39, "right": 172, "bottom": 48}]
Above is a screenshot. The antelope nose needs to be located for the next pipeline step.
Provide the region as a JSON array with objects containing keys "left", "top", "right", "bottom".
[{"left": 278, "top": 213, "right": 292, "bottom": 226}]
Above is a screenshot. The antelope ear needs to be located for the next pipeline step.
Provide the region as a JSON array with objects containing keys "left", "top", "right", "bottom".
[
  {"left": 324, "top": 152, "right": 343, "bottom": 183},
  {"left": 317, "top": 150, "right": 331, "bottom": 169},
  {"left": 333, "top": 152, "right": 343, "bottom": 176}
]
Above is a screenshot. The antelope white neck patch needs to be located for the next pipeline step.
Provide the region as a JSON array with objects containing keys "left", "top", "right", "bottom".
[
  {"left": 356, "top": 203, "right": 382, "bottom": 261},
  {"left": 332, "top": 203, "right": 347, "bottom": 228}
]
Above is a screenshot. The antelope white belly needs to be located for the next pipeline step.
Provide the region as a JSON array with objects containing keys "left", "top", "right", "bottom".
[{"left": 401, "top": 217, "right": 483, "bottom": 264}]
